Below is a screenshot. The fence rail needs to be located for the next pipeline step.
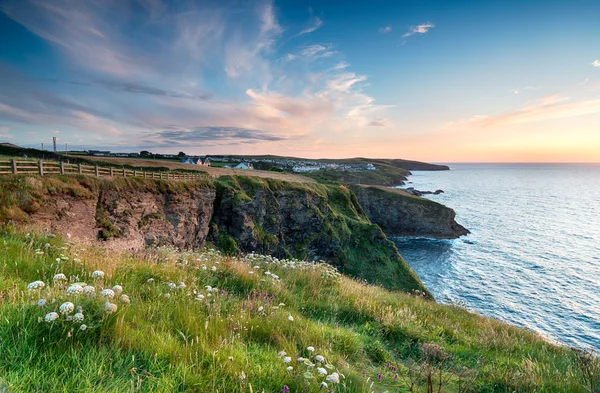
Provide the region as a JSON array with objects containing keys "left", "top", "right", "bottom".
[{"left": 0, "top": 159, "right": 212, "bottom": 181}]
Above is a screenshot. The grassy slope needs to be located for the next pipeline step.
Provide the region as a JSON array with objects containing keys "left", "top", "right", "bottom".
[
  {"left": 0, "top": 175, "right": 427, "bottom": 295},
  {"left": 214, "top": 176, "right": 428, "bottom": 295},
  {"left": 0, "top": 230, "right": 590, "bottom": 393}
]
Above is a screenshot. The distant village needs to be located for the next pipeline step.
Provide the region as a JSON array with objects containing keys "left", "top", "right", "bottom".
[{"left": 82, "top": 150, "right": 377, "bottom": 173}]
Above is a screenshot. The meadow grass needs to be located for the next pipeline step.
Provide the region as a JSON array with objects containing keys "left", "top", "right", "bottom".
[{"left": 0, "top": 228, "right": 594, "bottom": 392}]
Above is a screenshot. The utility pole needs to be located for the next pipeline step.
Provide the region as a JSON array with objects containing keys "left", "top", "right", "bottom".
[
  {"left": 41, "top": 143, "right": 44, "bottom": 151},
  {"left": 52, "top": 137, "right": 57, "bottom": 153},
  {"left": 65, "top": 143, "right": 68, "bottom": 155}
]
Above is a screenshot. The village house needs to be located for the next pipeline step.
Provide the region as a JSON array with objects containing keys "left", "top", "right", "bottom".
[
  {"left": 233, "top": 162, "right": 253, "bottom": 170},
  {"left": 180, "top": 156, "right": 211, "bottom": 166}
]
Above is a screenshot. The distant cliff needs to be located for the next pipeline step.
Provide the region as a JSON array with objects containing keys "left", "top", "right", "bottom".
[{"left": 350, "top": 185, "right": 469, "bottom": 239}]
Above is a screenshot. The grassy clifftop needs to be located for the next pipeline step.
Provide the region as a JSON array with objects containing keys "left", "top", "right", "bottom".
[
  {"left": 0, "top": 175, "right": 428, "bottom": 296},
  {"left": 0, "top": 230, "right": 593, "bottom": 392}
]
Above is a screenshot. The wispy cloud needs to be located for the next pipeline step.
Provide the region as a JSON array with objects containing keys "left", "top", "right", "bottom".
[
  {"left": 297, "top": 44, "right": 336, "bottom": 59},
  {"left": 154, "top": 126, "right": 285, "bottom": 146},
  {"left": 369, "top": 117, "right": 391, "bottom": 127},
  {"left": 298, "top": 17, "right": 323, "bottom": 36},
  {"left": 593, "top": 60, "right": 600, "bottom": 67},
  {"left": 402, "top": 22, "right": 435, "bottom": 38},
  {"left": 445, "top": 94, "right": 600, "bottom": 129},
  {"left": 510, "top": 86, "right": 538, "bottom": 95},
  {"left": 379, "top": 25, "right": 392, "bottom": 34},
  {"left": 93, "top": 80, "right": 213, "bottom": 101},
  {"left": 0, "top": 0, "right": 391, "bottom": 151}
]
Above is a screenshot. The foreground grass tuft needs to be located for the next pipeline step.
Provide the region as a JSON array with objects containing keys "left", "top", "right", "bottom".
[{"left": 0, "top": 229, "right": 596, "bottom": 392}]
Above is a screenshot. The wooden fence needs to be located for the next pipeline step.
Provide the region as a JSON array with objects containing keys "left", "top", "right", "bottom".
[{"left": 0, "top": 159, "right": 212, "bottom": 181}]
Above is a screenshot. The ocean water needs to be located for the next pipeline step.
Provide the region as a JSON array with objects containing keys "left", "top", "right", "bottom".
[{"left": 393, "top": 163, "right": 600, "bottom": 350}]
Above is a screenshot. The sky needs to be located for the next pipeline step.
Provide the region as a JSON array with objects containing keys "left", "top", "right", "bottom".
[{"left": 0, "top": 0, "right": 599, "bottom": 162}]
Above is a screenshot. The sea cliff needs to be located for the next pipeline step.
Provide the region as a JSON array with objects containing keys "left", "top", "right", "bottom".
[{"left": 0, "top": 175, "right": 466, "bottom": 296}]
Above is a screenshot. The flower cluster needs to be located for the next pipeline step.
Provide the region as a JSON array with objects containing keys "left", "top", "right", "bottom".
[
  {"left": 277, "top": 346, "right": 343, "bottom": 390},
  {"left": 29, "top": 269, "right": 131, "bottom": 334}
]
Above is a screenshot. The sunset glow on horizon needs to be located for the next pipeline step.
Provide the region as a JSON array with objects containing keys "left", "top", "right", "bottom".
[{"left": 1, "top": 0, "right": 599, "bottom": 163}]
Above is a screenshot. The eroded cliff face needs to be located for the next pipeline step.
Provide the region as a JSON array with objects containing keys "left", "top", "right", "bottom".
[
  {"left": 351, "top": 185, "right": 469, "bottom": 239},
  {"left": 0, "top": 175, "right": 470, "bottom": 296},
  {"left": 207, "top": 177, "right": 427, "bottom": 293}
]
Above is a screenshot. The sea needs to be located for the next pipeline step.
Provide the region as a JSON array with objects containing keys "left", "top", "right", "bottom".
[{"left": 393, "top": 163, "right": 600, "bottom": 350}]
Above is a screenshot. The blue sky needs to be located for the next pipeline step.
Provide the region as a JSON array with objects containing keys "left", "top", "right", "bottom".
[{"left": 1, "top": 0, "right": 599, "bottom": 161}]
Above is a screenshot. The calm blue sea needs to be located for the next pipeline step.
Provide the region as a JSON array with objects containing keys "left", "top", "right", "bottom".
[{"left": 394, "top": 163, "right": 600, "bottom": 350}]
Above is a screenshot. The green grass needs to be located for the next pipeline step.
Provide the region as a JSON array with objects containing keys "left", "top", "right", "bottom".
[{"left": 0, "top": 229, "right": 596, "bottom": 392}]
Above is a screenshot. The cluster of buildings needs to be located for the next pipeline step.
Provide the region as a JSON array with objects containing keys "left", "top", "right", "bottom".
[
  {"left": 209, "top": 156, "right": 377, "bottom": 173},
  {"left": 291, "top": 162, "right": 376, "bottom": 173}
]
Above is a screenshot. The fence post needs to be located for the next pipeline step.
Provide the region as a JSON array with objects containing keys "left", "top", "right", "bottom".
[
  {"left": 39, "top": 160, "right": 44, "bottom": 176},
  {"left": 78, "top": 163, "right": 82, "bottom": 174},
  {"left": 123, "top": 168, "right": 126, "bottom": 177},
  {"left": 110, "top": 167, "right": 114, "bottom": 177},
  {"left": 60, "top": 161, "right": 65, "bottom": 175},
  {"left": 134, "top": 169, "right": 137, "bottom": 177},
  {"left": 95, "top": 165, "right": 99, "bottom": 177},
  {"left": 144, "top": 170, "right": 147, "bottom": 178},
  {"left": 11, "top": 159, "right": 17, "bottom": 174}
]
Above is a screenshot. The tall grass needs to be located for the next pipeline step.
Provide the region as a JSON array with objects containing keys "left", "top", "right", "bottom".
[{"left": 0, "top": 228, "right": 595, "bottom": 392}]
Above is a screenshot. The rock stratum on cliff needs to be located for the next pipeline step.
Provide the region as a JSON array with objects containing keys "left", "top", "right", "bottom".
[{"left": 0, "top": 175, "right": 467, "bottom": 296}]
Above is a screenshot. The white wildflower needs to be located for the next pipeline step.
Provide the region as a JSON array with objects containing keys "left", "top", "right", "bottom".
[
  {"left": 53, "top": 273, "right": 67, "bottom": 281},
  {"left": 319, "top": 382, "right": 328, "bottom": 389},
  {"left": 306, "top": 346, "right": 315, "bottom": 352},
  {"left": 82, "top": 285, "right": 95, "bottom": 295},
  {"left": 120, "top": 294, "right": 131, "bottom": 304},
  {"left": 326, "top": 373, "right": 340, "bottom": 384},
  {"left": 147, "top": 278, "right": 154, "bottom": 283},
  {"left": 253, "top": 265, "right": 260, "bottom": 269},
  {"left": 286, "top": 366, "right": 293, "bottom": 371},
  {"left": 91, "top": 270, "right": 105, "bottom": 279},
  {"left": 283, "top": 356, "right": 292, "bottom": 363},
  {"left": 265, "top": 271, "right": 271, "bottom": 276},
  {"left": 297, "top": 357, "right": 305, "bottom": 362},
  {"left": 45, "top": 312, "right": 59, "bottom": 322},
  {"left": 211, "top": 266, "right": 217, "bottom": 271},
  {"left": 67, "top": 284, "right": 83, "bottom": 295},
  {"left": 59, "top": 302, "right": 75, "bottom": 314},
  {"left": 100, "top": 289, "right": 115, "bottom": 298},
  {"left": 177, "top": 282, "right": 186, "bottom": 289},
  {"left": 196, "top": 294, "right": 205, "bottom": 300},
  {"left": 79, "top": 324, "right": 87, "bottom": 331},
  {"left": 111, "top": 285, "right": 123, "bottom": 296},
  {"left": 317, "top": 367, "right": 327, "bottom": 375},
  {"left": 258, "top": 306, "right": 264, "bottom": 312},
  {"left": 164, "top": 293, "right": 171, "bottom": 299},
  {"left": 288, "top": 315, "right": 294, "bottom": 321},
  {"left": 167, "top": 282, "right": 176, "bottom": 290},
  {"left": 104, "top": 301, "right": 118, "bottom": 314},
  {"left": 201, "top": 264, "right": 207, "bottom": 270},
  {"left": 248, "top": 271, "right": 254, "bottom": 275},
  {"left": 73, "top": 312, "right": 84, "bottom": 323},
  {"left": 278, "top": 351, "right": 287, "bottom": 358},
  {"left": 27, "top": 281, "right": 45, "bottom": 291}
]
